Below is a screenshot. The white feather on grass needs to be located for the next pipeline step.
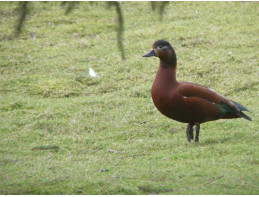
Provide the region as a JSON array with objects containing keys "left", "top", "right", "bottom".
[{"left": 89, "top": 68, "right": 97, "bottom": 77}]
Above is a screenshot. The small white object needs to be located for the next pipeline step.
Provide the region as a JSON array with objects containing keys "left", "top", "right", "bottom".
[
  {"left": 89, "top": 68, "right": 97, "bottom": 77},
  {"left": 138, "top": 139, "right": 143, "bottom": 143}
]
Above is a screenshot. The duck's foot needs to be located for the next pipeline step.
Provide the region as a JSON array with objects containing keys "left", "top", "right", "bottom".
[{"left": 186, "top": 123, "right": 194, "bottom": 142}]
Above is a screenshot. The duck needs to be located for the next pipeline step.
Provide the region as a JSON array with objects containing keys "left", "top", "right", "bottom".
[{"left": 143, "top": 40, "right": 251, "bottom": 142}]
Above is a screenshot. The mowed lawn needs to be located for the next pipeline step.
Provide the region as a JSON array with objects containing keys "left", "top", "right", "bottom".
[{"left": 0, "top": 2, "right": 258, "bottom": 194}]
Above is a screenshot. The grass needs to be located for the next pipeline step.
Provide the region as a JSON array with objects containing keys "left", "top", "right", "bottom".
[{"left": 0, "top": 1, "right": 258, "bottom": 194}]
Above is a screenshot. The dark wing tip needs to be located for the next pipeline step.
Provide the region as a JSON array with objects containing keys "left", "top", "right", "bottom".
[
  {"left": 231, "top": 100, "right": 250, "bottom": 112},
  {"left": 216, "top": 101, "right": 252, "bottom": 121},
  {"left": 238, "top": 111, "right": 252, "bottom": 121}
]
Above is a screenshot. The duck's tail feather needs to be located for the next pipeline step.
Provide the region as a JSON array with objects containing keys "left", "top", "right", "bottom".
[
  {"left": 216, "top": 101, "right": 252, "bottom": 121},
  {"left": 231, "top": 100, "right": 250, "bottom": 112},
  {"left": 238, "top": 111, "right": 252, "bottom": 121},
  {"left": 231, "top": 100, "right": 251, "bottom": 121}
]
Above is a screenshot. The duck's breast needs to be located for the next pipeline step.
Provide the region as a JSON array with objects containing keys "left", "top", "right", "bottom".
[{"left": 151, "top": 80, "right": 186, "bottom": 121}]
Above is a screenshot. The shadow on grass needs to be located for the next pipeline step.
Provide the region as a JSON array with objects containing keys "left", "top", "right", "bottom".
[
  {"left": 31, "top": 145, "right": 60, "bottom": 152},
  {"left": 138, "top": 185, "right": 174, "bottom": 194}
]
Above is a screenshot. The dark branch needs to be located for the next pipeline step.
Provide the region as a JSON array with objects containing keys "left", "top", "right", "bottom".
[
  {"left": 151, "top": 2, "right": 156, "bottom": 11},
  {"left": 159, "top": 1, "right": 169, "bottom": 20},
  {"left": 108, "top": 2, "right": 125, "bottom": 60},
  {"left": 60, "top": 1, "right": 67, "bottom": 7},
  {"left": 65, "top": 2, "right": 78, "bottom": 15},
  {"left": 15, "top": 1, "right": 29, "bottom": 37}
]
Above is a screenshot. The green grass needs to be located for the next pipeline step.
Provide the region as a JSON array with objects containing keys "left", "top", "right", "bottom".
[{"left": 0, "top": 1, "right": 258, "bottom": 194}]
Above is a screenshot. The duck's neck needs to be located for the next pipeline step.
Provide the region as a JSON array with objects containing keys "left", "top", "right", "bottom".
[
  {"left": 158, "top": 60, "right": 177, "bottom": 83},
  {"left": 152, "top": 62, "right": 177, "bottom": 93}
]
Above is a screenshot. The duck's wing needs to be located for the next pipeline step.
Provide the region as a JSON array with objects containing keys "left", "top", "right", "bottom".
[
  {"left": 179, "top": 82, "right": 231, "bottom": 103},
  {"left": 179, "top": 82, "right": 251, "bottom": 121}
]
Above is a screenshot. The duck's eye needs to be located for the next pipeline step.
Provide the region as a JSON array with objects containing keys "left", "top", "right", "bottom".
[
  {"left": 158, "top": 46, "right": 163, "bottom": 50},
  {"left": 158, "top": 46, "right": 167, "bottom": 50}
]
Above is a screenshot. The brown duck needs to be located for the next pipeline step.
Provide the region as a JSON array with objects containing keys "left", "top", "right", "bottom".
[{"left": 143, "top": 40, "right": 251, "bottom": 142}]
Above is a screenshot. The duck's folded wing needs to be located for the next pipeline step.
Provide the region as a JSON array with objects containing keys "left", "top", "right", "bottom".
[
  {"left": 179, "top": 82, "right": 251, "bottom": 121},
  {"left": 179, "top": 82, "right": 229, "bottom": 103}
]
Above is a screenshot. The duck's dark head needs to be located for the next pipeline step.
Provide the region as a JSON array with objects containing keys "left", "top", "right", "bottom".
[{"left": 143, "top": 40, "right": 177, "bottom": 67}]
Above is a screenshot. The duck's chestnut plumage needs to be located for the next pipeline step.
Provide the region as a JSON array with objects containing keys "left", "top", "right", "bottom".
[{"left": 143, "top": 40, "right": 251, "bottom": 142}]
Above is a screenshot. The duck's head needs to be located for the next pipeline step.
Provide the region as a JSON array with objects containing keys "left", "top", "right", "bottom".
[{"left": 143, "top": 40, "right": 177, "bottom": 66}]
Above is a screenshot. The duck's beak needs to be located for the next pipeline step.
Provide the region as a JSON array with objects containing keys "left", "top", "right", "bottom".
[{"left": 143, "top": 49, "right": 156, "bottom": 57}]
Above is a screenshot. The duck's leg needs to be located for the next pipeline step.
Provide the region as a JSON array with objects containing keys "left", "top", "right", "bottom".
[
  {"left": 195, "top": 124, "right": 200, "bottom": 142},
  {"left": 186, "top": 123, "right": 194, "bottom": 142},
  {"left": 189, "top": 124, "right": 194, "bottom": 140}
]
